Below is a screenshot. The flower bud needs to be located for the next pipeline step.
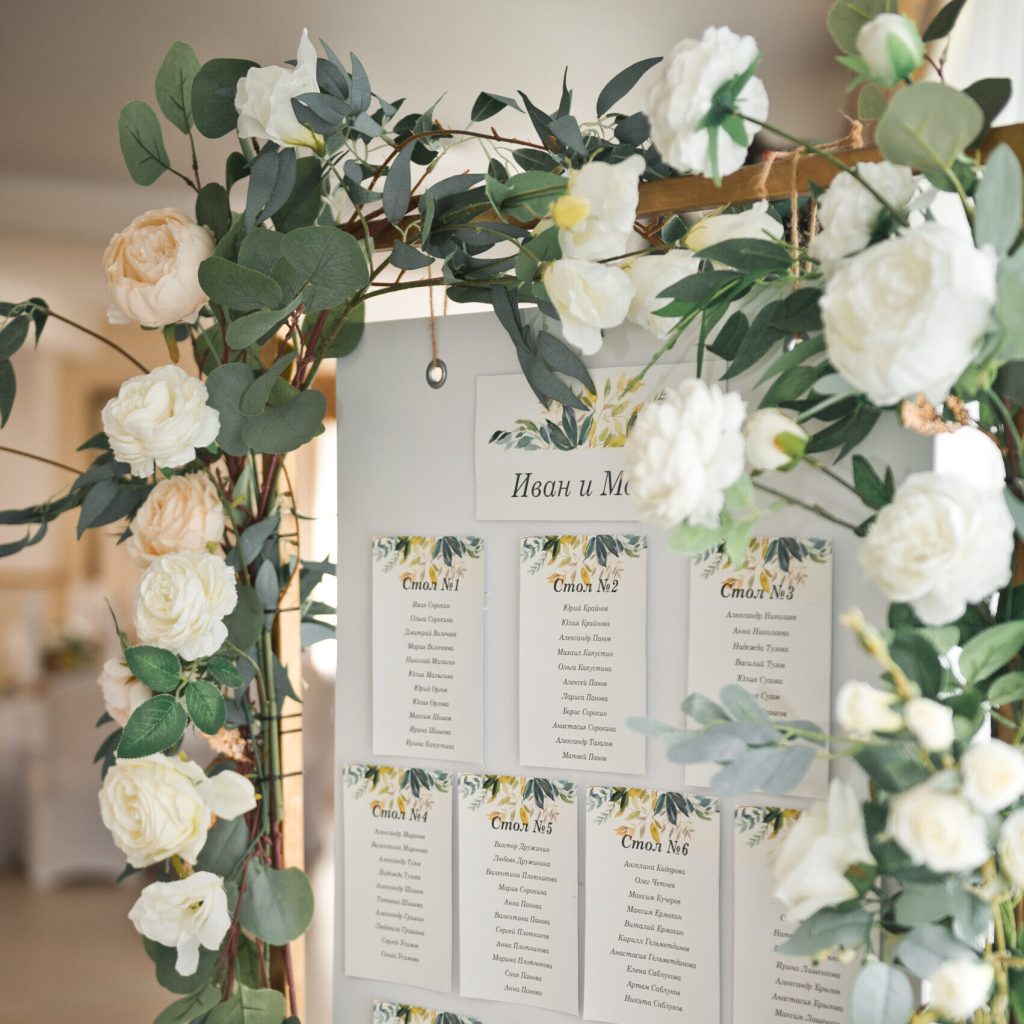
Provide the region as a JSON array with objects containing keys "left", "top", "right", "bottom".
[{"left": 856, "top": 13, "right": 924, "bottom": 87}]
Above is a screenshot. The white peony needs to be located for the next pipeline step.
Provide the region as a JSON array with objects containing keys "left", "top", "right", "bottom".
[
  {"left": 97, "top": 658, "right": 153, "bottom": 727},
  {"left": 809, "top": 162, "right": 917, "bottom": 274},
  {"left": 195, "top": 769, "right": 258, "bottom": 820},
  {"left": 860, "top": 471, "right": 1013, "bottom": 626},
  {"left": 643, "top": 26, "right": 768, "bottom": 180},
  {"left": 772, "top": 779, "right": 874, "bottom": 924},
  {"left": 961, "top": 739, "right": 1024, "bottom": 814},
  {"left": 104, "top": 209, "right": 214, "bottom": 328},
  {"left": 856, "top": 13, "right": 925, "bottom": 87},
  {"left": 927, "top": 957, "right": 994, "bottom": 1021},
  {"left": 134, "top": 551, "right": 238, "bottom": 661},
  {"left": 625, "top": 379, "right": 746, "bottom": 528},
  {"left": 542, "top": 258, "right": 634, "bottom": 354},
  {"left": 102, "top": 365, "right": 221, "bottom": 478},
  {"left": 685, "top": 200, "right": 783, "bottom": 253},
  {"left": 836, "top": 680, "right": 903, "bottom": 739},
  {"left": 998, "top": 809, "right": 1024, "bottom": 887},
  {"left": 128, "top": 473, "right": 225, "bottom": 567},
  {"left": 235, "top": 29, "right": 322, "bottom": 150},
  {"left": 554, "top": 155, "right": 644, "bottom": 261},
  {"left": 821, "top": 222, "right": 997, "bottom": 406},
  {"left": 129, "top": 872, "right": 231, "bottom": 975},
  {"left": 887, "top": 782, "right": 990, "bottom": 873},
  {"left": 903, "top": 697, "right": 955, "bottom": 753},
  {"left": 621, "top": 249, "right": 700, "bottom": 340},
  {"left": 743, "top": 407, "right": 807, "bottom": 471}
]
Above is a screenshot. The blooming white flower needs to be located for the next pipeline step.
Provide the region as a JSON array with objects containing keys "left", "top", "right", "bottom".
[
  {"left": 903, "top": 697, "right": 955, "bottom": 753},
  {"left": 888, "top": 782, "right": 990, "bottom": 873},
  {"left": 129, "top": 872, "right": 231, "bottom": 975},
  {"left": 104, "top": 209, "right": 214, "bottom": 328},
  {"left": 102, "top": 365, "right": 220, "bottom": 478},
  {"left": 743, "top": 408, "right": 807, "bottom": 471},
  {"left": 134, "top": 551, "right": 238, "bottom": 661},
  {"left": 685, "top": 200, "right": 783, "bottom": 253},
  {"left": 772, "top": 779, "right": 874, "bottom": 923},
  {"left": 998, "top": 809, "right": 1024, "bottom": 887},
  {"left": 235, "top": 29, "right": 322, "bottom": 150},
  {"left": 809, "top": 162, "right": 916, "bottom": 274},
  {"left": 860, "top": 471, "right": 1013, "bottom": 626},
  {"left": 554, "top": 155, "right": 644, "bottom": 261},
  {"left": 857, "top": 13, "right": 925, "bottom": 87},
  {"left": 625, "top": 379, "right": 746, "bottom": 528},
  {"left": 621, "top": 250, "right": 700, "bottom": 340},
  {"left": 542, "top": 258, "right": 634, "bottom": 354},
  {"left": 97, "top": 658, "right": 153, "bottom": 728},
  {"left": 927, "top": 957, "right": 994, "bottom": 1021},
  {"left": 821, "top": 222, "right": 997, "bottom": 406},
  {"left": 643, "top": 26, "right": 768, "bottom": 180},
  {"left": 128, "top": 473, "right": 225, "bottom": 567},
  {"left": 961, "top": 739, "right": 1024, "bottom": 814},
  {"left": 836, "top": 680, "right": 903, "bottom": 739},
  {"left": 196, "top": 769, "right": 258, "bottom": 820}
]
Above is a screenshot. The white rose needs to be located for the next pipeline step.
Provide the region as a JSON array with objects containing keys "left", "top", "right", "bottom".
[
  {"left": 856, "top": 13, "right": 925, "bottom": 87},
  {"left": 809, "top": 162, "right": 917, "bottom": 274},
  {"left": 104, "top": 209, "right": 215, "bottom": 328},
  {"left": 102, "top": 365, "right": 221, "bottom": 478},
  {"left": 821, "top": 223, "right": 997, "bottom": 406},
  {"left": 99, "top": 754, "right": 213, "bottom": 868},
  {"left": 235, "top": 29, "right": 322, "bottom": 150},
  {"left": 773, "top": 779, "right": 874, "bottom": 924},
  {"left": 998, "top": 809, "right": 1024, "bottom": 887},
  {"left": 134, "top": 551, "right": 238, "bottom": 661},
  {"left": 743, "top": 408, "right": 807, "bottom": 471},
  {"left": 621, "top": 250, "right": 700, "bottom": 340},
  {"left": 129, "top": 872, "right": 231, "bottom": 976},
  {"left": 685, "top": 200, "right": 783, "bottom": 252},
  {"left": 625, "top": 379, "right": 746, "bottom": 528},
  {"left": 542, "top": 258, "right": 634, "bottom": 354},
  {"left": 860, "top": 471, "right": 1013, "bottom": 626},
  {"left": 128, "top": 473, "right": 225, "bottom": 567},
  {"left": 553, "top": 155, "right": 644, "bottom": 261},
  {"left": 927, "top": 957, "right": 994, "bottom": 1021},
  {"left": 961, "top": 739, "right": 1024, "bottom": 814},
  {"left": 836, "top": 680, "right": 903, "bottom": 739},
  {"left": 903, "top": 697, "right": 955, "bottom": 752},
  {"left": 888, "top": 782, "right": 990, "bottom": 872},
  {"left": 97, "top": 658, "right": 153, "bottom": 727},
  {"left": 196, "top": 769, "right": 258, "bottom": 821},
  {"left": 643, "top": 26, "right": 769, "bottom": 180}
]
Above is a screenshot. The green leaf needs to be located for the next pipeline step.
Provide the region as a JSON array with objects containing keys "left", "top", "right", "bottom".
[
  {"left": 144, "top": 938, "right": 220, "bottom": 994},
  {"left": 124, "top": 645, "right": 182, "bottom": 692},
  {"left": 279, "top": 226, "right": 370, "bottom": 311},
  {"left": 778, "top": 907, "right": 873, "bottom": 955},
  {"left": 238, "top": 862, "right": 314, "bottom": 945},
  {"left": 199, "top": 257, "right": 283, "bottom": 313},
  {"left": 196, "top": 182, "right": 232, "bottom": 241},
  {"left": 858, "top": 82, "right": 887, "bottom": 120},
  {"left": 975, "top": 144, "right": 1023, "bottom": 255},
  {"left": 897, "top": 924, "right": 977, "bottom": 980},
  {"left": 226, "top": 297, "right": 302, "bottom": 351},
  {"left": 964, "top": 78, "right": 1013, "bottom": 147},
  {"left": 471, "top": 91, "right": 522, "bottom": 121},
  {"left": 695, "top": 238, "right": 793, "bottom": 273},
  {"left": 850, "top": 962, "right": 914, "bottom": 1024},
  {"left": 0, "top": 316, "right": 29, "bottom": 361},
  {"left": 0, "top": 360, "right": 15, "bottom": 426},
  {"left": 239, "top": 353, "right": 297, "bottom": 415},
  {"left": 827, "top": 0, "right": 896, "bottom": 54},
  {"left": 923, "top": 0, "right": 969, "bottom": 42},
  {"left": 191, "top": 58, "right": 258, "bottom": 138},
  {"left": 185, "top": 679, "right": 226, "bottom": 735},
  {"left": 238, "top": 229, "right": 285, "bottom": 277},
  {"left": 852, "top": 454, "right": 893, "bottom": 510},
  {"left": 196, "top": 815, "right": 249, "bottom": 877},
  {"left": 273, "top": 156, "right": 324, "bottom": 233},
  {"left": 224, "top": 585, "right": 263, "bottom": 650},
  {"left": 155, "top": 41, "right": 200, "bottom": 133},
  {"left": 207, "top": 656, "right": 246, "bottom": 690},
  {"left": 205, "top": 363, "right": 256, "bottom": 457},
  {"left": 710, "top": 745, "right": 815, "bottom": 795},
  {"left": 989, "top": 671, "right": 1024, "bottom": 706},
  {"left": 117, "top": 694, "right": 187, "bottom": 758},
  {"left": 669, "top": 521, "right": 724, "bottom": 557},
  {"left": 208, "top": 985, "right": 286, "bottom": 1024},
  {"left": 242, "top": 390, "right": 327, "bottom": 453},
  {"left": 596, "top": 57, "right": 662, "bottom": 116},
  {"left": 890, "top": 632, "right": 942, "bottom": 697},
  {"left": 382, "top": 144, "right": 413, "bottom": 226},
  {"left": 118, "top": 100, "right": 171, "bottom": 186},
  {"left": 317, "top": 302, "right": 365, "bottom": 359},
  {"left": 245, "top": 145, "right": 297, "bottom": 230},
  {"left": 960, "top": 621, "right": 1024, "bottom": 683},
  {"left": 239, "top": 512, "right": 280, "bottom": 565},
  {"left": 155, "top": 984, "right": 223, "bottom": 1024}
]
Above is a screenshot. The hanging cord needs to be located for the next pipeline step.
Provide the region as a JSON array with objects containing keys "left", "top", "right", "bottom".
[{"left": 425, "top": 267, "right": 448, "bottom": 388}]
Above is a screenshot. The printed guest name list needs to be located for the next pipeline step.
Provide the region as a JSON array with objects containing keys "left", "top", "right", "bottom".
[
  {"left": 519, "top": 535, "right": 647, "bottom": 774},
  {"left": 371, "top": 536, "right": 484, "bottom": 763}
]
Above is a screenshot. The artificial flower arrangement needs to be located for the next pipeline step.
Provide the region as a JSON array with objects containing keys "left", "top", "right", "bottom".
[{"left": 1, "top": 0, "right": 1023, "bottom": 1020}]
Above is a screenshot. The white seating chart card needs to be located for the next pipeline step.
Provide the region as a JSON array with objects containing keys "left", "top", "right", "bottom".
[
  {"left": 686, "top": 537, "right": 833, "bottom": 797},
  {"left": 372, "top": 536, "right": 485, "bottom": 763},
  {"left": 732, "top": 806, "right": 857, "bottom": 1022},
  {"left": 373, "top": 1000, "right": 484, "bottom": 1024},
  {"left": 342, "top": 764, "right": 454, "bottom": 992},
  {"left": 457, "top": 773, "right": 579, "bottom": 1015},
  {"left": 583, "top": 787, "right": 721, "bottom": 1024},
  {"left": 518, "top": 534, "right": 647, "bottom": 774}
]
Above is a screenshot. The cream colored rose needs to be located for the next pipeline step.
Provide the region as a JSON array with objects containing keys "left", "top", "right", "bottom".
[
  {"left": 836, "top": 680, "right": 903, "bottom": 739},
  {"left": 96, "top": 658, "right": 153, "bottom": 727},
  {"left": 104, "top": 208, "right": 214, "bottom": 328},
  {"left": 685, "top": 200, "right": 783, "bottom": 253},
  {"left": 555, "top": 155, "right": 644, "bottom": 261},
  {"left": 134, "top": 551, "right": 238, "bottom": 661},
  {"left": 102, "top": 365, "right": 221, "bottom": 479},
  {"left": 542, "top": 258, "right": 634, "bottom": 354},
  {"left": 998, "top": 809, "right": 1024, "bottom": 888},
  {"left": 927, "top": 957, "right": 994, "bottom": 1021},
  {"left": 129, "top": 871, "right": 231, "bottom": 975},
  {"left": 743, "top": 408, "right": 807, "bottom": 472},
  {"left": 128, "top": 473, "right": 225, "bottom": 567},
  {"left": 961, "top": 739, "right": 1024, "bottom": 814},
  {"left": 621, "top": 250, "right": 700, "bottom": 340},
  {"left": 903, "top": 697, "right": 955, "bottom": 753},
  {"left": 888, "top": 782, "right": 990, "bottom": 873}
]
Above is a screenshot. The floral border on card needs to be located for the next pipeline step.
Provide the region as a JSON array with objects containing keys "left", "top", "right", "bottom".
[
  {"left": 343, "top": 763, "right": 451, "bottom": 816},
  {"left": 696, "top": 536, "right": 831, "bottom": 594},
  {"left": 372, "top": 535, "right": 482, "bottom": 583},
  {"left": 588, "top": 786, "right": 718, "bottom": 847},
  {"left": 520, "top": 534, "right": 646, "bottom": 586},
  {"left": 372, "top": 999, "right": 484, "bottom": 1024},
  {"left": 459, "top": 773, "right": 576, "bottom": 826},
  {"left": 734, "top": 804, "right": 803, "bottom": 847}
]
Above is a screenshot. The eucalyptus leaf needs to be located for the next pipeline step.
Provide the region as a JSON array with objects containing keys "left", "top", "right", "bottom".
[
  {"left": 279, "top": 226, "right": 370, "bottom": 311},
  {"left": 191, "top": 58, "right": 258, "bottom": 138},
  {"left": 198, "top": 257, "right": 283, "bottom": 313},
  {"left": 711, "top": 745, "right": 815, "bottom": 795},
  {"left": 144, "top": 938, "right": 220, "bottom": 995},
  {"left": 239, "top": 512, "right": 280, "bottom": 565},
  {"left": 238, "top": 861, "right": 314, "bottom": 945},
  {"left": 226, "top": 297, "right": 302, "bottom": 351},
  {"left": 974, "top": 143, "right": 1023, "bottom": 255},
  {"left": 850, "top": 962, "right": 914, "bottom": 1024},
  {"left": 240, "top": 354, "right": 297, "bottom": 415},
  {"left": 778, "top": 906, "right": 873, "bottom": 955},
  {"left": 205, "top": 362, "right": 257, "bottom": 456},
  {"left": 196, "top": 814, "right": 249, "bottom": 877},
  {"left": 155, "top": 41, "right": 200, "bottom": 133},
  {"left": 224, "top": 585, "right": 264, "bottom": 650},
  {"left": 382, "top": 144, "right": 413, "bottom": 226},
  {"left": 596, "top": 57, "right": 662, "bottom": 116},
  {"left": 118, "top": 100, "right": 170, "bottom": 186},
  {"left": 154, "top": 984, "right": 223, "bottom": 1024},
  {"left": 241, "top": 389, "right": 327, "bottom": 453},
  {"left": 207, "top": 986, "right": 286, "bottom": 1024}
]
